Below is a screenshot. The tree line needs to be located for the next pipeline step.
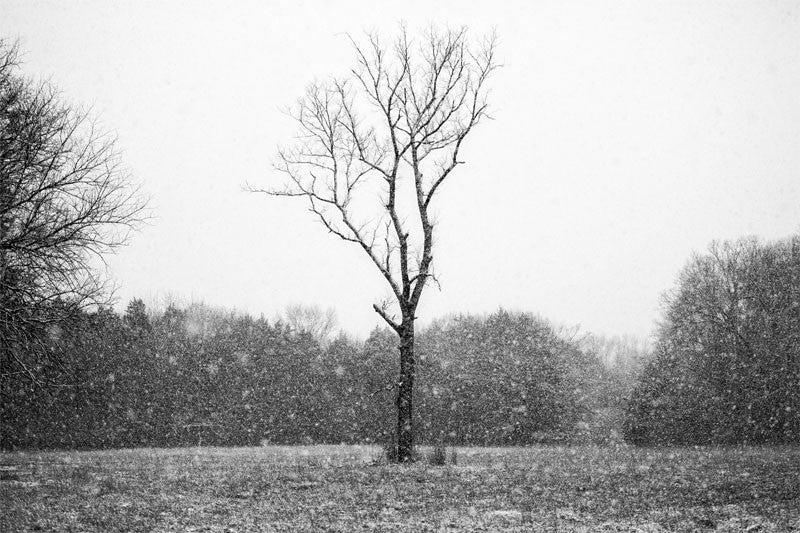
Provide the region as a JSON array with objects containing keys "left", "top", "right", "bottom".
[
  {"left": 2, "top": 303, "right": 621, "bottom": 450},
  {"left": 4, "top": 234, "right": 796, "bottom": 450}
]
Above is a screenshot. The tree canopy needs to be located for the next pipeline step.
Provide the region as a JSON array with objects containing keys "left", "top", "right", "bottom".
[
  {"left": 625, "top": 235, "right": 800, "bottom": 445},
  {"left": 0, "top": 40, "right": 147, "bottom": 386}
]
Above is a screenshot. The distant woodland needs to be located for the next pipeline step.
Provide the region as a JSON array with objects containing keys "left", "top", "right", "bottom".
[
  {"left": 2, "top": 304, "right": 614, "bottom": 449},
  {"left": 2, "top": 234, "right": 798, "bottom": 450}
]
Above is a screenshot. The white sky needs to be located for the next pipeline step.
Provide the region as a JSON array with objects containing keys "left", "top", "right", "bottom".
[{"left": 2, "top": 1, "right": 799, "bottom": 340}]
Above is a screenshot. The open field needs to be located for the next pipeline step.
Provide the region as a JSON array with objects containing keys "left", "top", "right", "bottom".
[{"left": 1, "top": 445, "right": 799, "bottom": 532}]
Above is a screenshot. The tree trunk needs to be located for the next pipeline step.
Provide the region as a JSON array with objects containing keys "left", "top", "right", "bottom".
[{"left": 396, "top": 319, "right": 415, "bottom": 462}]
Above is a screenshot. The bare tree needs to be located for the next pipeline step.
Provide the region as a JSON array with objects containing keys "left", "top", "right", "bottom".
[
  {"left": 0, "top": 40, "right": 148, "bottom": 386},
  {"left": 283, "top": 304, "right": 338, "bottom": 346},
  {"left": 251, "top": 26, "right": 498, "bottom": 461}
]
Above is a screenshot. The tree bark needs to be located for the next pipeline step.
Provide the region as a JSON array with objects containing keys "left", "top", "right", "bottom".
[{"left": 396, "top": 319, "right": 415, "bottom": 462}]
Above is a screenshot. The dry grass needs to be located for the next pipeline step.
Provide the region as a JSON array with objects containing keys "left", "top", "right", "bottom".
[{"left": 1, "top": 444, "right": 799, "bottom": 532}]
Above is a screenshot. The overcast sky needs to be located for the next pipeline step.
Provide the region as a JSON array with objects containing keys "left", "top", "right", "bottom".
[{"left": 2, "top": 1, "right": 799, "bottom": 340}]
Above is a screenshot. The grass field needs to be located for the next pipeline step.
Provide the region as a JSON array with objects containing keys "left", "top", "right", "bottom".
[{"left": 1, "top": 444, "right": 799, "bottom": 532}]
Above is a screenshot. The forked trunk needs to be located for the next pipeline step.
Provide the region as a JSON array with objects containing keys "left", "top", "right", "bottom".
[{"left": 396, "top": 320, "right": 415, "bottom": 462}]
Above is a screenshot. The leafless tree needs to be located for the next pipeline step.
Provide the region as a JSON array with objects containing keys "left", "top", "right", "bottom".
[
  {"left": 251, "top": 26, "right": 498, "bottom": 461},
  {"left": 283, "top": 304, "right": 338, "bottom": 346},
  {"left": 0, "top": 40, "right": 148, "bottom": 386}
]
